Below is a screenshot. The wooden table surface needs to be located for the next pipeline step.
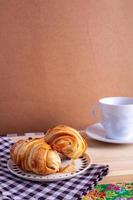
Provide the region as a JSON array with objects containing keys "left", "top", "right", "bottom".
[{"left": 8, "top": 131, "right": 133, "bottom": 184}]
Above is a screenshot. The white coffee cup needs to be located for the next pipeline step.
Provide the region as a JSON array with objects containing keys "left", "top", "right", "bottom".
[{"left": 93, "top": 97, "right": 133, "bottom": 140}]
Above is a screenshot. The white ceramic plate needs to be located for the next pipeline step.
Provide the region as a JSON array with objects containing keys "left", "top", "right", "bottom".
[
  {"left": 7, "top": 153, "right": 91, "bottom": 182},
  {"left": 86, "top": 123, "right": 133, "bottom": 144}
]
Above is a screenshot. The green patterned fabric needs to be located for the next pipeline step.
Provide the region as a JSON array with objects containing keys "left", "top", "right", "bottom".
[{"left": 82, "top": 183, "right": 133, "bottom": 200}]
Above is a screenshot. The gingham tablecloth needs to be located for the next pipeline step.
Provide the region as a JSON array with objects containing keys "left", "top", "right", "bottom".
[{"left": 0, "top": 137, "right": 109, "bottom": 200}]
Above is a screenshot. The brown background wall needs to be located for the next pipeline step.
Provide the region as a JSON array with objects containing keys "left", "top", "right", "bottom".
[{"left": 0, "top": 0, "right": 133, "bottom": 134}]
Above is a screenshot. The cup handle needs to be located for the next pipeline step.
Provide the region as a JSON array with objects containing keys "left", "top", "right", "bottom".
[{"left": 91, "top": 103, "right": 100, "bottom": 122}]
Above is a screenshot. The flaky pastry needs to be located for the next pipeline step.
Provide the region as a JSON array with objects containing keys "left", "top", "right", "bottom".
[
  {"left": 45, "top": 125, "right": 87, "bottom": 159},
  {"left": 10, "top": 138, "right": 61, "bottom": 175}
]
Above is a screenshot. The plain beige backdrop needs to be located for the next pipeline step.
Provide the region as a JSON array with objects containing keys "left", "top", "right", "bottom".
[{"left": 0, "top": 0, "right": 133, "bottom": 134}]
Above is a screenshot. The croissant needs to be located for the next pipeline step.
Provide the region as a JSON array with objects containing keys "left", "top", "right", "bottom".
[
  {"left": 45, "top": 125, "right": 87, "bottom": 159},
  {"left": 10, "top": 138, "right": 61, "bottom": 175}
]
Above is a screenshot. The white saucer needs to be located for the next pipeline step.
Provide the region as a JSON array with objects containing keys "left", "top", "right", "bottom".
[
  {"left": 85, "top": 123, "right": 133, "bottom": 144},
  {"left": 7, "top": 153, "right": 91, "bottom": 182}
]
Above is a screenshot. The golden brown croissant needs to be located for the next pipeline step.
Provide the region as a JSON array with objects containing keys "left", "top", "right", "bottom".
[
  {"left": 10, "top": 138, "right": 61, "bottom": 175},
  {"left": 45, "top": 125, "right": 87, "bottom": 159}
]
